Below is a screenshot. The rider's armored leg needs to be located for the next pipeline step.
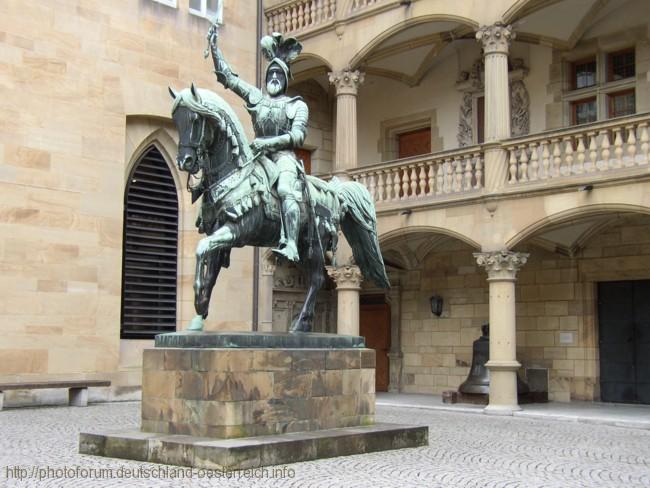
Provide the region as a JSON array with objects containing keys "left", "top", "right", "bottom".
[{"left": 273, "top": 167, "right": 301, "bottom": 262}]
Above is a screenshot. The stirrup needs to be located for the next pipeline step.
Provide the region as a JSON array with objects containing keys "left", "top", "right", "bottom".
[{"left": 272, "top": 243, "right": 299, "bottom": 262}]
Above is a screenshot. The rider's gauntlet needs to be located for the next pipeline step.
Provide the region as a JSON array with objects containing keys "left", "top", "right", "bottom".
[{"left": 263, "top": 134, "right": 292, "bottom": 151}]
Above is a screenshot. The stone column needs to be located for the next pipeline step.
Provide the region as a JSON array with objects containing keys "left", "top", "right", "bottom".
[
  {"left": 328, "top": 70, "right": 365, "bottom": 180},
  {"left": 258, "top": 255, "right": 277, "bottom": 332},
  {"left": 326, "top": 265, "right": 363, "bottom": 336},
  {"left": 476, "top": 23, "right": 514, "bottom": 192},
  {"left": 387, "top": 276, "right": 403, "bottom": 392},
  {"left": 473, "top": 250, "right": 528, "bottom": 415}
]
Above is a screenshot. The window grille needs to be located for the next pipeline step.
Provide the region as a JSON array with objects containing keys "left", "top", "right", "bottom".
[{"left": 120, "top": 146, "right": 179, "bottom": 339}]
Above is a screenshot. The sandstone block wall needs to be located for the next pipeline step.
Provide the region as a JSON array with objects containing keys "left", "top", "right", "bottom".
[{"left": 0, "top": 0, "right": 258, "bottom": 397}]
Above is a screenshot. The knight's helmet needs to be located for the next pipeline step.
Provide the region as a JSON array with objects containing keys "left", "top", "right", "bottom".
[{"left": 260, "top": 32, "right": 303, "bottom": 90}]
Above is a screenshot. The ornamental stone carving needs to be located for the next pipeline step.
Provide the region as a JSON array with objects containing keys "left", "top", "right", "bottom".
[
  {"left": 328, "top": 70, "right": 365, "bottom": 96},
  {"left": 510, "top": 80, "right": 530, "bottom": 138},
  {"left": 473, "top": 251, "right": 528, "bottom": 280},
  {"left": 476, "top": 22, "right": 515, "bottom": 55},
  {"left": 326, "top": 264, "right": 363, "bottom": 289},
  {"left": 458, "top": 92, "right": 473, "bottom": 147}
]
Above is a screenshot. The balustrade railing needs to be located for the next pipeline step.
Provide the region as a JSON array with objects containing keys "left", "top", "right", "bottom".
[
  {"left": 504, "top": 114, "right": 650, "bottom": 185},
  {"left": 350, "top": 148, "right": 484, "bottom": 205},
  {"left": 265, "top": 0, "right": 336, "bottom": 34},
  {"left": 350, "top": 0, "right": 379, "bottom": 12}
]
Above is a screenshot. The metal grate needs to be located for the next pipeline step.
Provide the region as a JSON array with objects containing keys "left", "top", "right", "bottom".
[{"left": 120, "top": 146, "right": 179, "bottom": 339}]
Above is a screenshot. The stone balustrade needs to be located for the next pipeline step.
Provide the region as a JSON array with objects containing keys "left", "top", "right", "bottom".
[
  {"left": 504, "top": 113, "right": 650, "bottom": 185},
  {"left": 264, "top": 0, "right": 391, "bottom": 35},
  {"left": 350, "top": 0, "right": 380, "bottom": 12},
  {"left": 349, "top": 147, "right": 484, "bottom": 205},
  {"left": 265, "top": 0, "right": 336, "bottom": 35}
]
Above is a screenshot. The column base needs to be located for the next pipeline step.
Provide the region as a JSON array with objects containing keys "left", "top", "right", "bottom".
[{"left": 483, "top": 403, "right": 522, "bottom": 416}]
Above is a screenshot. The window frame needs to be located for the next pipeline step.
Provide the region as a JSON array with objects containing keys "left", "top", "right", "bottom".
[
  {"left": 152, "top": 0, "right": 177, "bottom": 7},
  {"left": 607, "top": 48, "right": 635, "bottom": 83},
  {"left": 570, "top": 96, "right": 597, "bottom": 126},
  {"left": 571, "top": 56, "right": 597, "bottom": 91},
  {"left": 563, "top": 45, "right": 636, "bottom": 126},
  {"left": 607, "top": 88, "right": 636, "bottom": 119},
  {"left": 189, "top": 0, "right": 223, "bottom": 21}
]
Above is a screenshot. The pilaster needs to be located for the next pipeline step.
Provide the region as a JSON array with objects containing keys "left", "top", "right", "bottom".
[{"left": 258, "top": 254, "right": 277, "bottom": 332}]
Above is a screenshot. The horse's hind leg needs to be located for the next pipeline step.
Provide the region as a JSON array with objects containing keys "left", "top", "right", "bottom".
[{"left": 290, "top": 252, "right": 325, "bottom": 333}]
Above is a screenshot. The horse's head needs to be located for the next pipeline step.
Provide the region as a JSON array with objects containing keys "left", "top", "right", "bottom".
[{"left": 169, "top": 84, "right": 214, "bottom": 176}]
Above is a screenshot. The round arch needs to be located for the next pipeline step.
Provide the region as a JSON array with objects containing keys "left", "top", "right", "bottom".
[
  {"left": 349, "top": 14, "right": 479, "bottom": 69},
  {"left": 294, "top": 52, "right": 334, "bottom": 70},
  {"left": 378, "top": 225, "right": 481, "bottom": 250},
  {"left": 502, "top": 0, "right": 563, "bottom": 24},
  {"left": 506, "top": 203, "right": 650, "bottom": 249}
]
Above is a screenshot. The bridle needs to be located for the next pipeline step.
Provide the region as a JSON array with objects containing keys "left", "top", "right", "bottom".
[{"left": 179, "top": 113, "right": 212, "bottom": 192}]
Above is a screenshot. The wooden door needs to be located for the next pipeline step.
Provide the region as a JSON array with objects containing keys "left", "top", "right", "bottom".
[
  {"left": 295, "top": 148, "right": 312, "bottom": 174},
  {"left": 360, "top": 302, "right": 391, "bottom": 392},
  {"left": 398, "top": 128, "right": 431, "bottom": 159}
]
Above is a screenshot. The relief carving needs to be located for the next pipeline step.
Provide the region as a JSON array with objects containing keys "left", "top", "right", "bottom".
[{"left": 510, "top": 80, "right": 530, "bottom": 138}]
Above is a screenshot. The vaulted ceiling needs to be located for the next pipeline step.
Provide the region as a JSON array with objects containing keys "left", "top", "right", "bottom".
[{"left": 289, "top": 0, "right": 646, "bottom": 89}]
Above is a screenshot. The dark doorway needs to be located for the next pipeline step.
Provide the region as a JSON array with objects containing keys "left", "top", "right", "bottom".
[
  {"left": 360, "top": 298, "right": 391, "bottom": 392},
  {"left": 597, "top": 280, "right": 650, "bottom": 404}
]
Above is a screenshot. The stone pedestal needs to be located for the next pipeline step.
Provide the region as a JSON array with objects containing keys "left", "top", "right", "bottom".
[
  {"left": 80, "top": 332, "right": 428, "bottom": 469},
  {"left": 140, "top": 346, "right": 376, "bottom": 438}
]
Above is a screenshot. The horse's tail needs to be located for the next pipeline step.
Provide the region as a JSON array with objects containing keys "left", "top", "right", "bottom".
[{"left": 336, "top": 180, "right": 391, "bottom": 289}]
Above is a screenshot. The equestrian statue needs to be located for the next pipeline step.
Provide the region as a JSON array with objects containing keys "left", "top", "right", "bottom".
[{"left": 169, "top": 27, "right": 389, "bottom": 333}]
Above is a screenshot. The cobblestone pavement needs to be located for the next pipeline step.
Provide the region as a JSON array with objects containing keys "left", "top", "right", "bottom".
[{"left": 1, "top": 402, "right": 649, "bottom": 487}]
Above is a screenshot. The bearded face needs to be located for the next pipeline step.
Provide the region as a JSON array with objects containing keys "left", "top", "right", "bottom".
[{"left": 266, "top": 67, "right": 286, "bottom": 97}]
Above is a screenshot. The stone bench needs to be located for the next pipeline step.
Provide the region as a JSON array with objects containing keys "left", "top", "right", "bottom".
[{"left": 0, "top": 380, "right": 111, "bottom": 410}]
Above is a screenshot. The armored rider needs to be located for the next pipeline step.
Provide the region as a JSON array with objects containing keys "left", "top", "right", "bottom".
[{"left": 209, "top": 31, "right": 308, "bottom": 263}]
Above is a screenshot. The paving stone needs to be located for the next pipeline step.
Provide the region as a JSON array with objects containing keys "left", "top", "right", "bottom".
[{"left": 1, "top": 402, "right": 649, "bottom": 487}]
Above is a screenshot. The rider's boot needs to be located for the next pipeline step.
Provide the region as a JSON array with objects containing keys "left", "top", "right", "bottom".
[{"left": 273, "top": 199, "right": 300, "bottom": 262}]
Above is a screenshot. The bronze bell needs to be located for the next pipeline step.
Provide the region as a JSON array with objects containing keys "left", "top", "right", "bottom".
[
  {"left": 459, "top": 323, "right": 529, "bottom": 395},
  {"left": 459, "top": 323, "right": 490, "bottom": 394}
]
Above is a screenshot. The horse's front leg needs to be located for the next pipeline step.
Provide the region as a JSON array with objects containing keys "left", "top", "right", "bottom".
[{"left": 189, "top": 225, "right": 235, "bottom": 331}]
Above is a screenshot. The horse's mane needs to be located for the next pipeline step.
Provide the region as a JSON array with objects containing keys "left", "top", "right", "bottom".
[{"left": 172, "top": 87, "right": 254, "bottom": 165}]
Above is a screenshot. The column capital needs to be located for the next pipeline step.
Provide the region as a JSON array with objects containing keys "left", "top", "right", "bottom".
[
  {"left": 476, "top": 22, "right": 515, "bottom": 55},
  {"left": 326, "top": 264, "right": 363, "bottom": 290},
  {"left": 473, "top": 250, "right": 528, "bottom": 280},
  {"left": 328, "top": 70, "right": 365, "bottom": 96},
  {"left": 261, "top": 260, "right": 277, "bottom": 276}
]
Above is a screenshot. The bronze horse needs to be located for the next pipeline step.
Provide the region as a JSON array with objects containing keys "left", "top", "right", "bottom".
[{"left": 170, "top": 85, "right": 389, "bottom": 332}]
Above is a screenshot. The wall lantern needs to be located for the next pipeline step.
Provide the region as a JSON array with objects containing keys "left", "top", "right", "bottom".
[{"left": 430, "top": 295, "right": 443, "bottom": 317}]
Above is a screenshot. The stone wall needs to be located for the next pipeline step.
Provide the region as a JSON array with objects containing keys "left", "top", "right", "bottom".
[{"left": 0, "top": 0, "right": 258, "bottom": 401}]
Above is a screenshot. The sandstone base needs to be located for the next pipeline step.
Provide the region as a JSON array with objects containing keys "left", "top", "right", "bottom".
[
  {"left": 80, "top": 337, "right": 429, "bottom": 467},
  {"left": 139, "top": 347, "right": 377, "bottom": 438},
  {"left": 79, "top": 423, "right": 428, "bottom": 469}
]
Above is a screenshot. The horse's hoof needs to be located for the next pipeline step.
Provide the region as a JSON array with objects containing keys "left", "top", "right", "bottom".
[{"left": 187, "top": 315, "right": 204, "bottom": 331}]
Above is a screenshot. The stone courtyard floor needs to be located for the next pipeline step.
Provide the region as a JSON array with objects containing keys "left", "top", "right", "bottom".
[{"left": 1, "top": 401, "right": 649, "bottom": 487}]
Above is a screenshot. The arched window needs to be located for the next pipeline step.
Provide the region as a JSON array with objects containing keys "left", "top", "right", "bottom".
[{"left": 120, "top": 146, "right": 179, "bottom": 339}]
